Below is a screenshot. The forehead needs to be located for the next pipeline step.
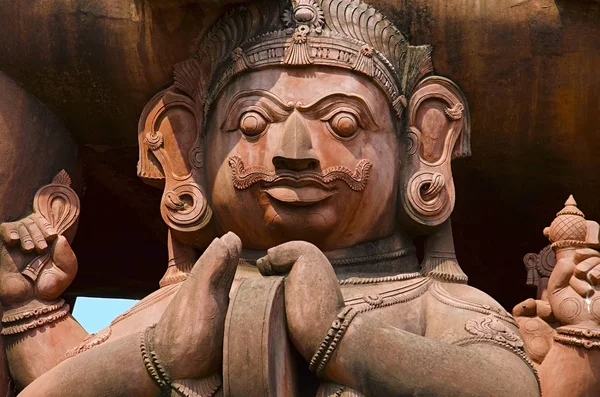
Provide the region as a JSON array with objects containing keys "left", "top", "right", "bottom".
[{"left": 216, "top": 66, "right": 388, "bottom": 108}]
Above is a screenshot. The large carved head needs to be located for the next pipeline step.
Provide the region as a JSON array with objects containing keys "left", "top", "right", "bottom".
[{"left": 138, "top": 0, "right": 471, "bottom": 251}]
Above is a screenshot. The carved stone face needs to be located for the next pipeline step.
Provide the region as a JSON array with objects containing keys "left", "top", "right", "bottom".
[{"left": 205, "top": 66, "right": 401, "bottom": 250}]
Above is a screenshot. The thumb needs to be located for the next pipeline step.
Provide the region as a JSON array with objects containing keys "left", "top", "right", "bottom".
[
  {"left": 35, "top": 237, "right": 77, "bottom": 300},
  {"left": 0, "top": 243, "right": 22, "bottom": 274},
  {"left": 188, "top": 232, "right": 241, "bottom": 293},
  {"left": 0, "top": 244, "right": 33, "bottom": 306},
  {"left": 50, "top": 236, "right": 78, "bottom": 281},
  {"left": 548, "top": 257, "right": 576, "bottom": 293}
]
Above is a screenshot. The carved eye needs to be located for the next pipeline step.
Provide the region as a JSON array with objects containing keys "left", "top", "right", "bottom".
[
  {"left": 329, "top": 112, "right": 359, "bottom": 138},
  {"left": 239, "top": 111, "right": 268, "bottom": 137}
]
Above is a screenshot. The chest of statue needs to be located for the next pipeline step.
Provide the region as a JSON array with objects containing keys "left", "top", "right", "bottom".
[
  {"left": 222, "top": 274, "right": 433, "bottom": 396},
  {"left": 340, "top": 277, "right": 430, "bottom": 336}
]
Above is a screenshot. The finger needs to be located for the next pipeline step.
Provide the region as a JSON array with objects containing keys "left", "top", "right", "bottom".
[
  {"left": 257, "top": 241, "right": 312, "bottom": 276},
  {"left": 575, "top": 248, "right": 600, "bottom": 263},
  {"left": 574, "top": 257, "right": 600, "bottom": 279},
  {"left": 588, "top": 267, "right": 600, "bottom": 285},
  {"left": 0, "top": 223, "right": 20, "bottom": 246},
  {"left": 31, "top": 213, "right": 58, "bottom": 241},
  {"left": 570, "top": 275, "right": 594, "bottom": 297},
  {"left": 280, "top": 242, "right": 343, "bottom": 358},
  {"left": 535, "top": 300, "right": 555, "bottom": 322},
  {"left": 217, "top": 232, "right": 241, "bottom": 289},
  {"left": 512, "top": 298, "right": 537, "bottom": 317},
  {"left": 16, "top": 223, "right": 35, "bottom": 253},
  {"left": 548, "top": 257, "right": 577, "bottom": 292},
  {"left": 189, "top": 234, "right": 237, "bottom": 291},
  {"left": 22, "top": 218, "right": 48, "bottom": 254}
]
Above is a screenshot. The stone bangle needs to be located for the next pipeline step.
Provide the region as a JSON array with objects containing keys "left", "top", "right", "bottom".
[
  {"left": 1, "top": 299, "right": 70, "bottom": 336},
  {"left": 556, "top": 326, "right": 600, "bottom": 339},
  {"left": 309, "top": 306, "right": 358, "bottom": 378},
  {"left": 553, "top": 333, "right": 600, "bottom": 349},
  {"left": 140, "top": 325, "right": 222, "bottom": 397}
]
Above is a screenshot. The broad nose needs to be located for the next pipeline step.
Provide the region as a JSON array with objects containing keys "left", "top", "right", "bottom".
[{"left": 273, "top": 111, "right": 320, "bottom": 171}]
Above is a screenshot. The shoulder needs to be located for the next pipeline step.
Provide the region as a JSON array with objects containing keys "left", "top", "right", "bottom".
[
  {"left": 431, "top": 282, "right": 508, "bottom": 316},
  {"left": 425, "top": 281, "right": 520, "bottom": 341}
]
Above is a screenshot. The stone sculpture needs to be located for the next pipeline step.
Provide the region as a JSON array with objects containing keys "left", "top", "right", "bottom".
[
  {"left": 513, "top": 196, "right": 600, "bottom": 396},
  {"left": 0, "top": 0, "right": 596, "bottom": 396}
]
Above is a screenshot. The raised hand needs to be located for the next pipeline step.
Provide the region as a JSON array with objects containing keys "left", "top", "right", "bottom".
[
  {"left": 153, "top": 232, "right": 241, "bottom": 381},
  {"left": 0, "top": 214, "right": 77, "bottom": 307},
  {"left": 256, "top": 241, "right": 345, "bottom": 361},
  {"left": 547, "top": 248, "right": 600, "bottom": 329},
  {"left": 0, "top": 173, "right": 80, "bottom": 308},
  {"left": 0, "top": 213, "right": 58, "bottom": 254}
]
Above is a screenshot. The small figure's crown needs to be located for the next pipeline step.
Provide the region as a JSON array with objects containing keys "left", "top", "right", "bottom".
[{"left": 544, "top": 195, "right": 588, "bottom": 247}]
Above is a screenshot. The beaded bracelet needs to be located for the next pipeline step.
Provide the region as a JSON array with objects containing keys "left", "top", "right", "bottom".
[
  {"left": 554, "top": 333, "right": 600, "bottom": 349},
  {"left": 140, "top": 325, "right": 222, "bottom": 397},
  {"left": 556, "top": 326, "right": 600, "bottom": 339},
  {"left": 309, "top": 306, "right": 358, "bottom": 378},
  {"left": 140, "top": 325, "right": 172, "bottom": 393}
]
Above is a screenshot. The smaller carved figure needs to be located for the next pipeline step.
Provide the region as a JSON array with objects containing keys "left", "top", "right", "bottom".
[{"left": 514, "top": 196, "right": 600, "bottom": 397}]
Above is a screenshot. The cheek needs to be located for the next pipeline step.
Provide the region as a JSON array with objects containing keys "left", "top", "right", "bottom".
[
  {"left": 359, "top": 133, "right": 399, "bottom": 205},
  {"left": 206, "top": 129, "right": 280, "bottom": 209}
]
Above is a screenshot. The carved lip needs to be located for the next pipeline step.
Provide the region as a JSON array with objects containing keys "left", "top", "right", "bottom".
[{"left": 263, "top": 185, "right": 337, "bottom": 207}]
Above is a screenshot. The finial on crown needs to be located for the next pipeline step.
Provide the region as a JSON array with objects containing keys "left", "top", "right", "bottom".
[{"left": 544, "top": 195, "right": 588, "bottom": 248}]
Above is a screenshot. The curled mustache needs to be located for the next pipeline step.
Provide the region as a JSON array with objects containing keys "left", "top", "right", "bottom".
[{"left": 228, "top": 156, "right": 373, "bottom": 191}]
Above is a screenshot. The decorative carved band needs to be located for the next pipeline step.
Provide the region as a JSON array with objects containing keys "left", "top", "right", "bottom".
[
  {"left": 343, "top": 278, "right": 431, "bottom": 313},
  {"left": 309, "top": 306, "right": 358, "bottom": 378},
  {"left": 140, "top": 325, "right": 222, "bottom": 397},
  {"left": 556, "top": 326, "right": 600, "bottom": 339},
  {"left": 554, "top": 334, "right": 600, "bottom": 349},
  {"left": 339, "top": 272, "right": 421, "bottom": 286},
  {"left": 554, "top": 327, "right": 600, "bottom": 349},
  {"left": 429, "top": 282, "right": 518, "bottom": 327},
  {"left": 2, "top": 299, "right": 65, "bottom": 323},
  {"left": 331, "top": 247, "right": 415, "bottom": 268},
  {"left": 1, "top": 300, "right": 70, "bottom": 336},
  {"left": 420, "top": 253, "right": 468, "bottom": 283},
  {"left": 64, "top": 327, "right": 113, "bottom": 361}
]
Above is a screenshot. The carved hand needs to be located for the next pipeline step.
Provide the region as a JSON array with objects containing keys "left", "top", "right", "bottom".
[
  {"left": 0, "top": 214, "right": 77, "bottom": 306},
  {"left": 547, "top": 248, "right": 600, "bottom": 329},
  {"left": 0, "top": 213, "right": 58, "bottom": 254},
  {"left": 153, "top": 232, "right": 241, "bottom": 381},
  {"left": 256, "top": 241, "right": 345, "bottom": 362}
]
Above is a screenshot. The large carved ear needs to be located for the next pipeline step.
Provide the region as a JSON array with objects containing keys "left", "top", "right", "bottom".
[
  {"left": 137, "top": 88, "right": 202, "bottom": 186},
  {"left": 401, "top": 76, "right": 471, "bottom": 228},
  {"left": 137, "top": 85, "right": 212, "bottom": 233}
]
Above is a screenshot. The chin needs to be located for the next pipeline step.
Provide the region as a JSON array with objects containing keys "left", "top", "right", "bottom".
[{"left": 262, "top": 200, "right": 338, "bottom": 245}]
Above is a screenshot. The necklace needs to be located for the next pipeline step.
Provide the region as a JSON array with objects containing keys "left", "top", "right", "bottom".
[{"left": 339, "top": 271, "right": 422, "bottom": 285}]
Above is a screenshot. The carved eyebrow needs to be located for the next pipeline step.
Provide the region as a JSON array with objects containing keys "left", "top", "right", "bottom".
[
  {"left": 221, "top": 90, "right": 294, "bottom": 132},
  {"left": 296, "top": 93, "right": 380, "bottom": 131}
]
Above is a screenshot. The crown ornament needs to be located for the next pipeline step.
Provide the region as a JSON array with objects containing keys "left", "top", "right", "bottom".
[
  {"left": 544, "top": 195, "right": 600, "bottom": 249},
  {"left": 173, "top": 0, "right": 434, "bottom": 120}
]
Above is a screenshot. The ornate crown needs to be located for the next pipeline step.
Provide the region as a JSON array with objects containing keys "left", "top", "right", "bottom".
[{"left": 173, "top": 0, "right": 433, "bottom": 120}]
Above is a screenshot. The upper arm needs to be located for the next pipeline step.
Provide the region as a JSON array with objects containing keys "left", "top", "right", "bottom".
[{"left": 425, "top": 281, "right": 540, "bottom": 395}]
